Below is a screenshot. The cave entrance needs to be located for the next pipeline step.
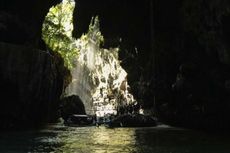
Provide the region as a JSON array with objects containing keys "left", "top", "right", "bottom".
[{"left": 42, "top": 0, "right": 138, "bottom": 118}]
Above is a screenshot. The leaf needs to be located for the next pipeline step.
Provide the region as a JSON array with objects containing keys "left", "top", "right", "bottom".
[{"left": 42, "top": 0, "right": 78, "bottom": 69}]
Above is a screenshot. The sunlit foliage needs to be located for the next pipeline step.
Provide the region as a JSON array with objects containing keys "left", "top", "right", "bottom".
[
  {"left": 79, "top": 16, "right": 104, "bottom": 50},
  {"left": 86, "top": 16, "right": 104, "bottom": 46},
  {"left": 42, "top": 0, "right": 78, "bottom": 69}
]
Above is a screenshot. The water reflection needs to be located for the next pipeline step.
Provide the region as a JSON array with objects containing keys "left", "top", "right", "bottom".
[
  {"left": 55, "top": 126, "right": 137, "bottom": 153},
  {"left": 0, "top": 124, "right": 230, "bottom": 153},
  {"left": 91, "top": 127, "right": 137, "bottom": 153}
]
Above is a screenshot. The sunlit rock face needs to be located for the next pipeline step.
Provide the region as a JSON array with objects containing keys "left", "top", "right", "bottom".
[
  {"left": 65, "top": 17, "right": 136, "bottom": 116},
  {"left": 42, "top": 0, "right": 136, "bottom": 116}
]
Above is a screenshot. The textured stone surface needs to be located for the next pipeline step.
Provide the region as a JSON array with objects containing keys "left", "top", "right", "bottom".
[
  {"left": 0, "top": 42, "right": 68, "bottom": 129},
  {"left": 0, "top": 0, "right": 59, "bottom": 48},
  {"left": 73, "top": 0, "right": 230, "bottom": 130}
]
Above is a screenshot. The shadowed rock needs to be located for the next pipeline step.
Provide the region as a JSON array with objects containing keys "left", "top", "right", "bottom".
[{"left": 60, "top": 95, "right": 86, "bottom": 121}]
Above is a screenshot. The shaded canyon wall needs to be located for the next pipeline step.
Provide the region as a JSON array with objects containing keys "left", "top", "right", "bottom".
[
  {"left": 73, "top": 0, "right": 230, "bottom": 130},
  {"left": 0, "top": 42, "right": 68, "bottom": 128},
  {"left": 0, "top": 0, "right": 69, "bottom": 129}
]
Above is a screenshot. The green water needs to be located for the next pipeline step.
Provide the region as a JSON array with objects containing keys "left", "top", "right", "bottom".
[{"left": 0, "top": 124, "right": 230, "bottom": 153}]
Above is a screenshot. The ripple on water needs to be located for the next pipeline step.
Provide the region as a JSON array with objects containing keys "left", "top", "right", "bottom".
[{"left": 1, "top": 125, "right": 230, "bottom": 153}]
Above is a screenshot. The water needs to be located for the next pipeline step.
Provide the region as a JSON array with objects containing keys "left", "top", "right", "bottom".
[{"left": 0, "top": 124, "right": 230, "bottom": 153}]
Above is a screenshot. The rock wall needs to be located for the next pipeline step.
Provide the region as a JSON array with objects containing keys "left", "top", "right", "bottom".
[
  {"left": 0, "top": 0, "right": 58, "bottom": 48},
  {"left": 65, "top": 17, "right": 136, "bottom": 116},
  {"left": 0, "top": 0, "right": 68, "bottom": 129},
  {"left": 1, "top": 0, "right": 230, "bottom": 130},
  {"left": 0, "top": 42, "right": 68, "bottom": 129},
  {"left": 142, "top": 0, "right": 230, "bottom": 130},
  {"left": 73, "top": 0, "right": 230, "bottom": 130}
]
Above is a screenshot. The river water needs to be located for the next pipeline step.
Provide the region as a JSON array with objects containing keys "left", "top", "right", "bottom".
[{"left": 0, "top": 124, "right": 230, "bottom": 153}]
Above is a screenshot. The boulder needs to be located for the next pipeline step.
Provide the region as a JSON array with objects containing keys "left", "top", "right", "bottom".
[{"left": 60, "top": 95, "right": 86, "bottom": 121}]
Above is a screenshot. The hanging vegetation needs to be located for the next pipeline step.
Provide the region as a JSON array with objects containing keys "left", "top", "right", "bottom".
[{"left": 42, "top": 0, "right": 79, "bottom": 69}]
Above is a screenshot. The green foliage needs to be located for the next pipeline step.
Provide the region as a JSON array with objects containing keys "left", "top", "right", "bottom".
[
  {"left": 88, "top": 16, "right": 104, "bottom": 46},
  {"left": 80, "top": 16, "right": 104, "bottom": 47},
  {"left": 42, "top": 0, "right": 79, "bottom": 69}
]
